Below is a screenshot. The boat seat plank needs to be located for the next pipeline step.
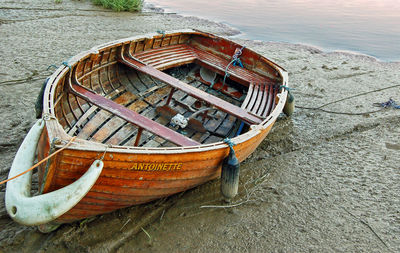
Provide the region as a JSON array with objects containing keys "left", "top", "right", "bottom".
[
  {"left": 135, "top": 44, "right": 197, "bottom": 71},
  {"left": 137, "top": 71, "right": 159, "bottom": 88},
  {"left": 122, "top": 106, "right": 163, "bottom": 147},
  {"left": 152, "top": 56, "right": 197, "bottom": 71},
  {"left": 143, "top": 52, "right": 195, "bottom": 66},
  {"left": 257, "top": 84, "right": 270, "bottom": 116},
  {"left": 246, "top": 84, "right": 260, "bottom": 113},
  {"left": 169, "top": 80, "right": 204, "bottom": 116},
  {"left": 240, "top": 83, "right": 278, "bottom": 118},
  {"left": 262, "top": 84, "right": 278, "bottom": 117},
  {"left": 119, "top": 52, "right": 263, "bottom": 125},
  {"left": 134, "top": 44, "right": 189, "bottom": 57},
  {"left": 251, "top": 84, "right": 265, "bottom": 114},
  {"left": 69, "top": 74, "right": 200, "bottom": 147},
  {"left": 138, "top": 50, "right": 193, "bottom": 63}
]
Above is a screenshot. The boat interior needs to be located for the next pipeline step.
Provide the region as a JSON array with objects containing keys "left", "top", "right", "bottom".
[{"left": 52, "top": 33, "right": 281, "bottom": 148}]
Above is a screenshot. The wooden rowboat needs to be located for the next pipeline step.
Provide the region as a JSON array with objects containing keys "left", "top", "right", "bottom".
[{"left": 5, "top": 30, "right": 292, "bottom": 232}]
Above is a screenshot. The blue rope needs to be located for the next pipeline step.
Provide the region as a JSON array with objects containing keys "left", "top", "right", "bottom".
[
  {"left": 209, "top": 79, "right": 216, "bottom": 89},
  {"left": 376, "top": 98, "right": 400, "bottom": 109},
  {"left": 224, "top": 138, "right": 236, "bottom": 148},
  {"left": 62, "top": 60, "right": 71, "bottom": 70},
  {"left": 222, "top": 59, "right": 234, "bottom": 88},
  {"left": 279, "top": 85, "right": 295, "bottom": 91},
  {"left": 47, "top": 57, "right": 72, "bottom": 71},
  {"left": 235, "top": 122, "right": 245, "bottom": 136},
  {"left": 47, "top": 64, "right": 58, "bottom": 71},
  {"left": 222, "top": 46, "right": 246, "bottom": 89},
  {"left": 233, "top": 58, "right": 243, "bottom": 68},
  {"left": 157, "top": 30, "right": 166, "bottom": 38}
]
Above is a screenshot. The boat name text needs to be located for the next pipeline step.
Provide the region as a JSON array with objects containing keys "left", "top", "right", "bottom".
[{"left": 129, "top": 162, "right": 183, "bottom": 171}]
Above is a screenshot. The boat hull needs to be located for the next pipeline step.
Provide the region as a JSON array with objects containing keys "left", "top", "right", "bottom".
[
  {"left": 37, "top": 119, "right": 274, "bottom": 223},
  {"left": 12, "top": 29, "right": 289, "bottom": 225}
]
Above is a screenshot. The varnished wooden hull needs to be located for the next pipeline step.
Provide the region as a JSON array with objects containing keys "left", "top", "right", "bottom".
[{"left": 36, "top": 30, "right": 289, "bottom": 224}]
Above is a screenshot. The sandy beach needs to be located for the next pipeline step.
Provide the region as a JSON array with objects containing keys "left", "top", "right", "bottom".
[{"left": 0, "top": 1, "right": 399, "bottom": 252}]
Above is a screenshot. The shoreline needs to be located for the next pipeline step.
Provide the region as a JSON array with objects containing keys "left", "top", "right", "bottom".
[{"left": 144, "top": 1, "right": 400, "bottom": 64}]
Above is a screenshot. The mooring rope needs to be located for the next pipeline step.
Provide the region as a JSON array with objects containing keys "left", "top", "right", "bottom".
[
  {"left": 222, "top": 46, "right": 246, "bottom": 88},
  {"left": 296, "top": 83, "right": 400, "bottom": 115},
  {"left": 0, "top": 136, "right": 77, "bottom": 185},
  {"left": 46, "top": 64, "right": 58, "bottom": 71},
  {"left": 47, "top": 58, "right": 72, "bottom": 72},
  {"left": 222, "top": 59, "right": 235, "bottom": 88}
]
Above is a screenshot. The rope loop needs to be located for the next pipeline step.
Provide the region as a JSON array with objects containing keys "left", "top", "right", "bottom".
[
  {"left": 223, "top": 138, "right": 236, "bottom": 149},
  {"left": 232, "top": 46, "right": 245, "bottom": 61}
]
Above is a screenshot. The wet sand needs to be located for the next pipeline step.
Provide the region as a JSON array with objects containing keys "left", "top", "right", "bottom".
[{"left": 0, "top": 1, "right": 399, "bottom": 252}]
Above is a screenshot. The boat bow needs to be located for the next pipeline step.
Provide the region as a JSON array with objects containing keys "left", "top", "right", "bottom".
[{"left": 5, "top": 119, "right": 104, "bottom": 226}]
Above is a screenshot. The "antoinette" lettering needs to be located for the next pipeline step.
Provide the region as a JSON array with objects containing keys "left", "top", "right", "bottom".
[{"left": 129, "top": 163, "right": 183, "bottom": 171}]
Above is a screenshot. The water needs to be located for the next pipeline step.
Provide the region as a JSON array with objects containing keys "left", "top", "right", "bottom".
[{"left": 147, "top": 0, "right": 400, "bottom": 62}]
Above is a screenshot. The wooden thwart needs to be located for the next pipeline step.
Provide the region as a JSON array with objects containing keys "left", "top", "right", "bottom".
[
  {"left": 119, "top": 48, "right": 263, "bottom": 125},
  {"left": 67, "top": 72, "right": 200, "bottom": 147}
]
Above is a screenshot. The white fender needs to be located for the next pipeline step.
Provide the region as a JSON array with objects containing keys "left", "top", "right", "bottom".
[{"left": 5, "top": 119, "right": 104, "bottom": 225}]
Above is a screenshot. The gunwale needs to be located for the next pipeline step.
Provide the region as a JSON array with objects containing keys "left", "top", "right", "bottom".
[{"left": 42, "top": 29, "right": 289, "bottom": 155}]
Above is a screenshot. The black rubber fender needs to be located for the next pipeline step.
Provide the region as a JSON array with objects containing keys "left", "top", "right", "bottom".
[
  {"left": 283, "top": 90, "right": 295, "bottom": 116},
  {"left": 221, "top": 146, "right": 240, "bottom": 200},
  {"left": 35, "top": 78, "right": 49, "bottom": 119}
]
